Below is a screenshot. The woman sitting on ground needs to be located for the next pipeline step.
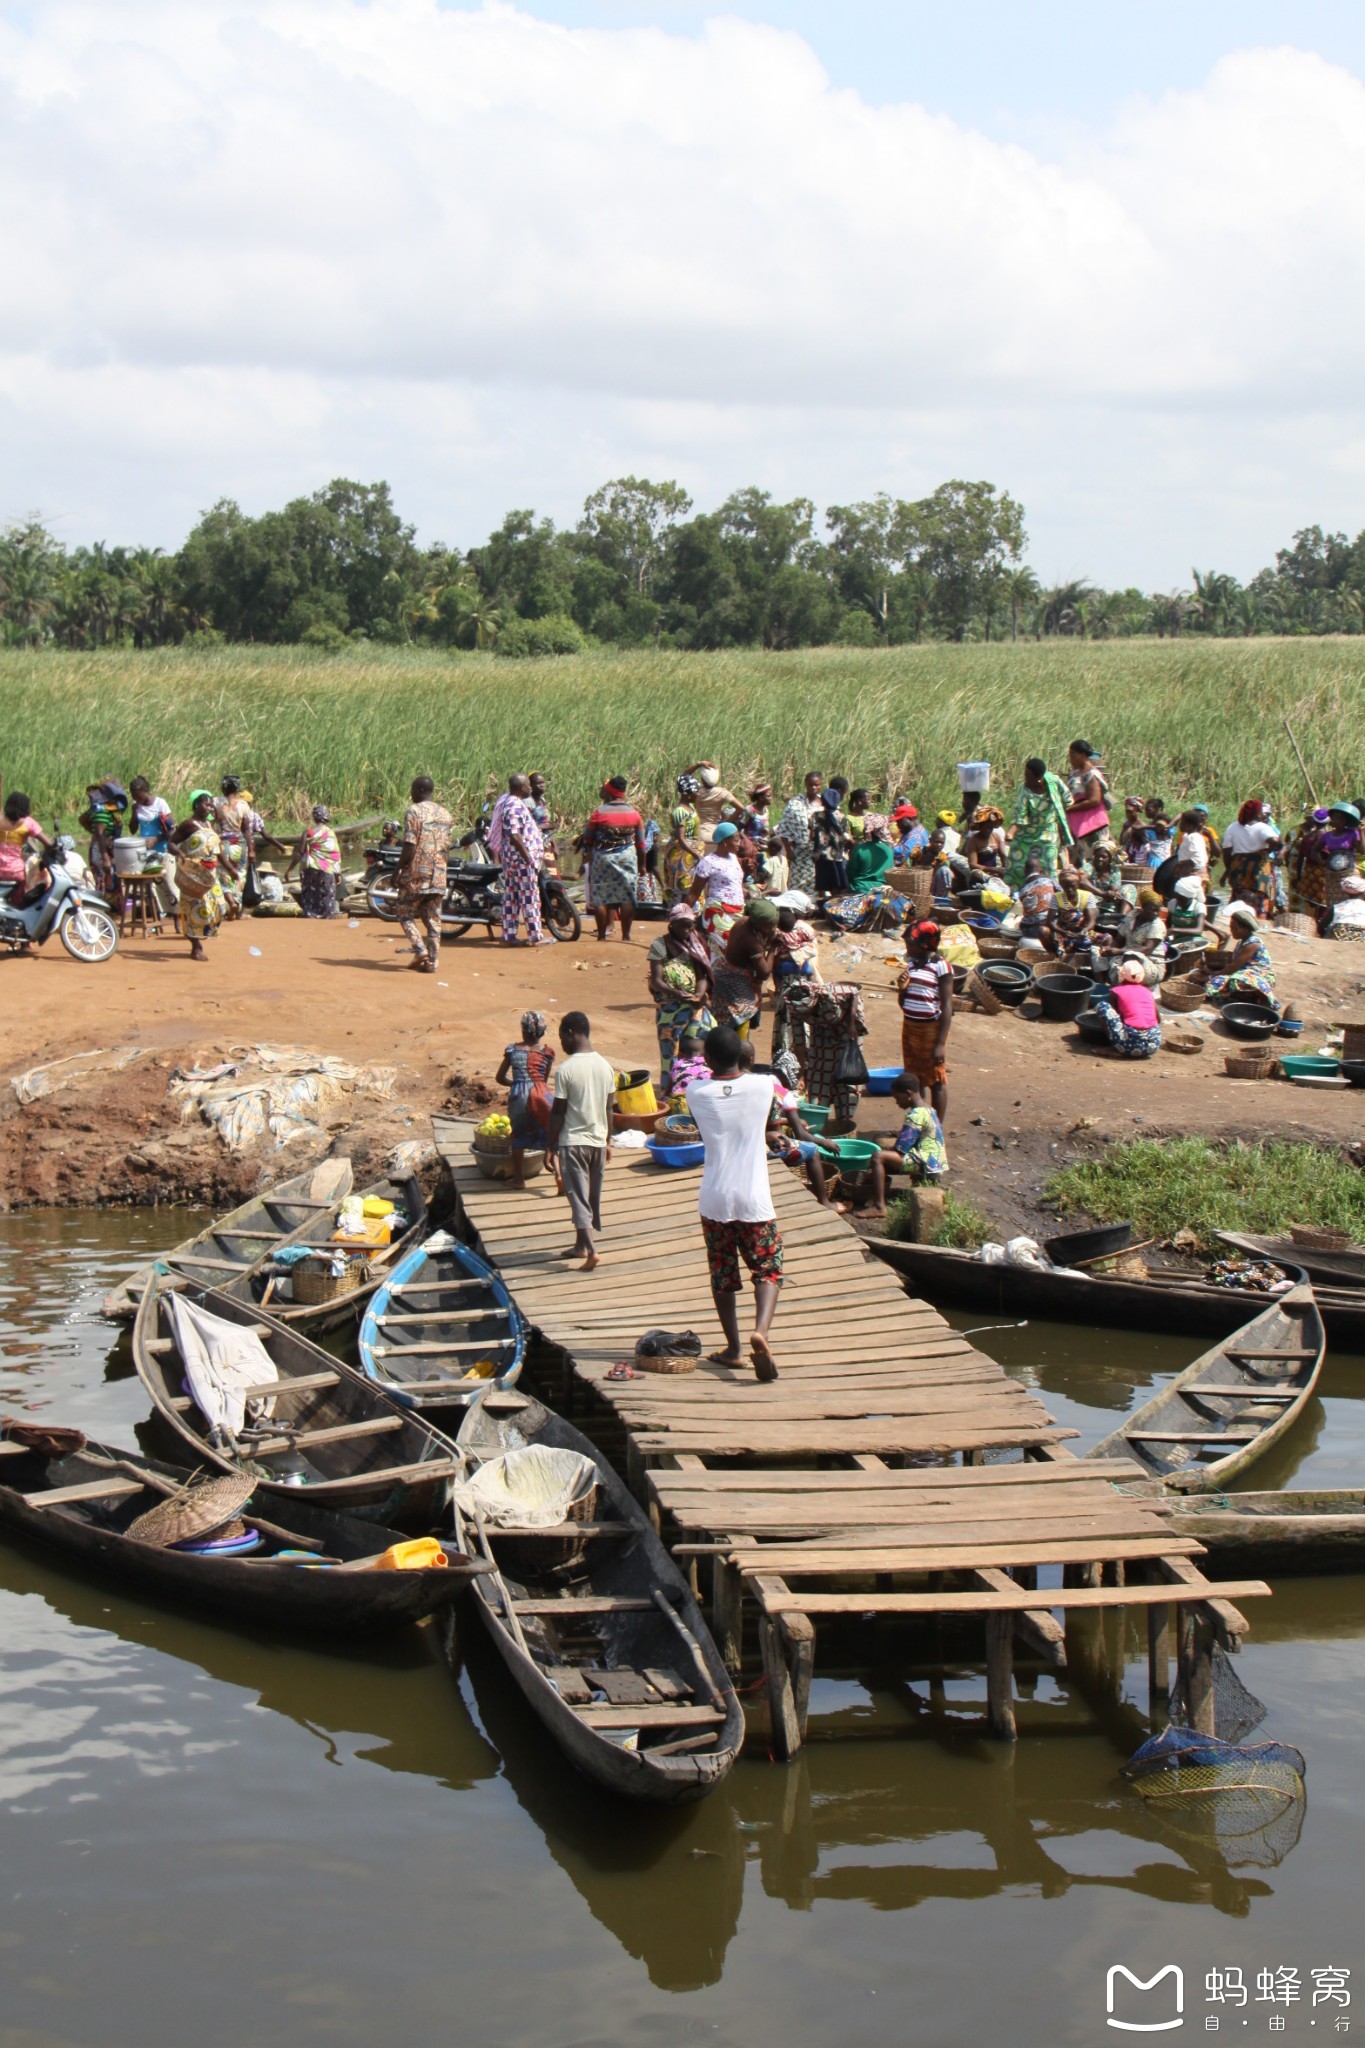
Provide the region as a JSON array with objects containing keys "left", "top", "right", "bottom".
[
  {"left": 1168, "top": 874, "right": 1207, "bottom": 940},
  {"left": 1198, "top": 905, "right": 1275, "bottom": 1004},
  {"left": 1328, "top": 871, "right": 1365, "bottom": 942},
  {"left": 1090, "top": 956, "right": 1162, "bottom": 1059},
  {"left": 963, "top": 806, "right": 1008, "bottom": 874}
]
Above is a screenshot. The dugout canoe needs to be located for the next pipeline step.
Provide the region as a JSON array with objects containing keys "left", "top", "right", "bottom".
[
  {"left": 220, "top": 1173, "right": 429, "bottom": 1335},
  {"left": 1149, "top": 1488, "right": 1365, "bottom": 1575},
  {"left": 358, "top": 1233, "right": 526, "bottom": 1418},
  {"left": 133, "top": 1279, "right": 460, "bottom": 1525},
  {"left": 1217, "top": 1231, "right": 1365, "bottom": 1291},
  {"left": 454, "top": 1392, "right": 744, "bottom": 1804},
  {"left": 0, "top": 1427, "right": 487, "bottom": 1633},
  {"left": 865, "top": 1238, "right": 1365, "bottom": 1350},
  {"left": 101, "top": 1159, "right": 354, "bottom": 1321},
  {"left": 1089, "top": 1283, "right": 1324, "bottom": 1490}
]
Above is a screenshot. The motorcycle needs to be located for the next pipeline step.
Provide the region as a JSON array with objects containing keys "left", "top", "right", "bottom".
[
  {"left": 0, "top": 833, "right": 120, "bottom": 962},
  {"left": 363, "top": 831, "right": 580, "bottom": 942}
]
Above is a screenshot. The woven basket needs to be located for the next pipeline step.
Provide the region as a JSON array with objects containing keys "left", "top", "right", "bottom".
[
  {"left": 292, "top": 1255, "right": 369, "bottom": 1306},
  {"left": 1289, "top": 1223, "right": 1354, "bottom": 1251},
  {"left": 1121, "top": 863, "right": 1150, "bottom": 884},
  {"left": 964, "top": 968, "right": 1004, "bottom": 1015},
  {"left": 1277, "top": 912, "right": 1318, "bottom": 937},
  {"left": 1162, "top": 1028, "right": 1205, "bottom": 1055},
  {"left": 975, "top": 931, "right": 1020, "bottom": 961},
  {"left": 1159, "top": 975, "right": 1207, "bottom": 1013},
  {"left": 888, "top": 868, "right": 933, "bottom": 899},
  {"left": 1224, "top": 1052, "right": 1275, "bottom": 1080},
  {"left": 127, "top": 1472, "right": 256, "bottom": 1548},
  {"left": 633, "top": 1350, "right": 699, "bottom": 1375},
  {"left": 1341, "top": 1025, "right": 1365, "bottom": 1063}
]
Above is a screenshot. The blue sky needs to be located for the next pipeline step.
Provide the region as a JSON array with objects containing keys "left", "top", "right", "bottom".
[{"left": 3, "top": 1, "right": 1364, "bottom": 583}]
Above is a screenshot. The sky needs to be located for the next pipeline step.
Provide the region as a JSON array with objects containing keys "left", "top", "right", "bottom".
[{"left": 2, "top": 0, "right": 1364, "bottom": 586}]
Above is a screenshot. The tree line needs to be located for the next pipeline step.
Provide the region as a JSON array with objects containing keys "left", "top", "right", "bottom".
[{"left": 2, "top": 476, "right": 1362, "bottom": 655}]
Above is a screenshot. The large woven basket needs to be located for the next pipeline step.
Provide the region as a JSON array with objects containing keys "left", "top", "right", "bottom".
[
  {"left": 127, "top": 1472, "right": 256, "bottom": 1548},
  {"left": 1277, "top": 912, "right": 1318, "bottom": 937},
  {"left": 293, "top": 1255, "right": 369, "bottom": 1305},
  {"left": 1341, "top": 1024, "right": 1365, "bottom": 1064},
  {"left": 501, "top": 1481, "right": 599, "bottom": 1575},
  {"left": 1159, "top": 975, "right": 1207, "bottom": 1013},
  {"left": 975, "top": 930, "right": 1020, "bottom": 961},
  {"left": 1161, "top": 1027, "right": 1205, "bottom": 1056},
  {"left": 1121, "top": 863, "right": 1150, "bottom": 884},
  {"left": 1224, "top": 1052, "right": 1276, "bottom": 1080},
  {"left": 888, "top": 868, "right": 933, "bottom": 900},
  {"left": 1289, "top": 1223, "right": 1354, "bottom": 1252}
]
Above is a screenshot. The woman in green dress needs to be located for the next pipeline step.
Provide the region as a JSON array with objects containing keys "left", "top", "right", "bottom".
[
  {"left": 1005, "top": 756, "right": 1073, "bottom": 888},
  {"left": 661, "top": 775, "right": 705, "bottom": 905}
]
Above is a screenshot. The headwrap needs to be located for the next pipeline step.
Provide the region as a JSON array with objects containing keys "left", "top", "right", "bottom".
[
  {"left": 973, "top": 806, "right": 1004, "bottom": 828},
  {"left": 676, "top": 773, "right": 701, "bottom": 798},
  {"left": 1124, "top": 795, "right": 1143, "bottom": 810},
  {"left": 892, "top": 802, "right": 918, "bottom": 822},
  {"left": 1118, "top": 956, "right": 1146, "bottom": 984},
  {"left": 937, "top": 809, "right": 958, "bottom": 825},
  {"left": 695, "top": 764, "right": 720, "bottom": 789},
  {"left": 1228, "top": 904, "right": 1258, "bottom": 931},
  {"left": 1238, "top": 799, "right": 1265, "bottom": 826},
  {"left": 188, "top": 788, "right": 214, "bottom": 809},
  {"left": 240, "top": 790, "right": 254, "bottom": 805},
  {"left": 665, "top": 914, "right": 712, "bottom": 973},
  {"left": 773, "top": 1050, "right": 803, "bottom": 1092},
  {"left": 221, "top": 776, "right": 242, "bottom": 796},
  {"left": 667, "top": 902, "right": 699, "bottom": 923},
  {"left": 749, "top": 781, "right": 772, "bottom": 799},
  {"left": 820, "top": 788, "right": 842, "bottom": 813},
  {"left": 602, "top": 776, "right": 629, "bottom": 798},
  {"left": 521, "top": 1010, "right": 547, "bottom": 1039},
  {"left": 908, "top": 919, "right": 941, "bottom": 948},
  {"left": 1312, "top": 808, "right": 1331, "bottom": 825},
  {"left": 745, "top": 896, "right": 779, "bottom": 926},
  {"left": 312, "top": 804, "right": 329, "bottom": 822},
  {"left": 1138, "top": 887, "right": 1163, "bottom": 909},
  {"left": 1339, "top": 874, "right": 1365, "bottom": 897},
  {"left": 1173, "top": 876, "right": 1204, "bottom": 902},
  {"left": 1189, "top": 803, "right": 1210, "bottom": 817},
  {"left": 712, "top": 821, "right": 738, "bottom": 842},
  {"left": 99, "top": 778, "right": 128, "bottom": 808}
]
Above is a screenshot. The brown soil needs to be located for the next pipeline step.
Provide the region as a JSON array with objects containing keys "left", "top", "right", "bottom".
[{"left": 2, "top": 913, "right": 1362, "bottom": 1225}]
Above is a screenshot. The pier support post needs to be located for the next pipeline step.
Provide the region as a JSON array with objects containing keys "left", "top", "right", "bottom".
[
  {"left": 712, "top": 1558, "right": 744, "bottom": 1674},
  {"left": 1147, "top": 1601, "right": 1171, "bottom": 1724},
  {"left": 759, "top": 1610, "right": 815, "bottom": 1761},
  {"left": 985, "top": 1613, "right": 1018, "bottom": 1742},
  {"left": 1177, "top": 1605, "right": 1217, "bottom": 1735}
]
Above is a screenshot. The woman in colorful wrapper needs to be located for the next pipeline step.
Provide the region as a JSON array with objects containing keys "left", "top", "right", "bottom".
[
  {"left": 170, "top": 790, "right": 233, "bottom": 961},
  {"left": 580, "top": 776, "right": 646, "bottom": 941},
  {"left": 897, "top": 919, "right": 953, "bottom": 1121},
  {"left": 1005, "top": 757, "right": 1072, "bottom": 887},
  {"left": 495, "top": 1011, "right": 556, "bottom": 1187},
  {"left": 1198, "top": 905, "right": 1276, "bottom": 1004},
  {"left": 285, "top": 804, "right": 342, "bottom": 919},
  {"left": 646, "top": 905, "right": 716, "bottom": 1088}
]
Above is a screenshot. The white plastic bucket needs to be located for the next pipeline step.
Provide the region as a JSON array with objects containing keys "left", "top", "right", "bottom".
[
  {"left": 956, "top": 761, "right": 991, "bottom": 793},
  {"left": 112, "top": 837, "right": 148, "bottom": 877}
]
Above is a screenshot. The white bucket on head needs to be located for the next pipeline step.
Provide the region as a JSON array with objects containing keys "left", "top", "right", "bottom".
[
  {"left": 957, "top": 761, "right": 991, "bottom": 793},
  {"left": 112, "top": 837, "right": 148, "bottom": 876}
]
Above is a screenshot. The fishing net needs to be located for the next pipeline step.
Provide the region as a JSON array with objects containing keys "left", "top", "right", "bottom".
[
  {"left": 1122, "top": 1726, "right": 1307, "bottom": 1870},
  {"left": 1172, "top": 1639, "right": 1268, "bottom": 1746}
]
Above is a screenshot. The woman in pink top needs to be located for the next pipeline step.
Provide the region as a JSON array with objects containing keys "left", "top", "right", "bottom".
[
  {"left": 1064, "top": 740, "right": 1111, "bottom": 857},
  {"left": 1091, "top": 955, "right": 1161, "bottom": 1059}
]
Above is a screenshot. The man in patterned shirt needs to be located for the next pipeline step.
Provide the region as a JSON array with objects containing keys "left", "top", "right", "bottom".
[{"left": 396, "top": 775, "right": 452, "bottom": 973}]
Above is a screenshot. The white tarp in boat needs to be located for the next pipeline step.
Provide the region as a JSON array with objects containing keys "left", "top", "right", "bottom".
[
  {"left": 454, "top": 1445, "right": 597, "bottom": 1528},
  {"left": 165, "top": 1293, "right": 278, "bottom": 1437}
]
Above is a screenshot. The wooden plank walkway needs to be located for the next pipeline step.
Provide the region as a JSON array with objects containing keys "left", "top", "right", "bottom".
[{"left": 434, "top": 1114, "right": 1270, "bottom": 1753}]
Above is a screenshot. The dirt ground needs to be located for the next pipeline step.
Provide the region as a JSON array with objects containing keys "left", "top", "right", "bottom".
[{"left": 1, "top": 910, "right": 1362, "bottom": 1224}]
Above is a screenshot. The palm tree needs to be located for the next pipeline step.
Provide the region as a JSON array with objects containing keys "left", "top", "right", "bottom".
[
  {"left": 1004, "top": 565, "right": 1039, "bottom": 641},
  {"left": 1037, "top": 580, "right": 1096, "bottom": 636}
]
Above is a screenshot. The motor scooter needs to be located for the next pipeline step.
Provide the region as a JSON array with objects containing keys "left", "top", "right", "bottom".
[
  {"left": 363, "top": 828, "right": 580, "bottom": 941},
  {"left": 0, "top": 834, "right": 120, "bottom": 961}
]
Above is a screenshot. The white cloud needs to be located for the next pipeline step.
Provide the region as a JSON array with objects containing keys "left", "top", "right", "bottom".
[{"left": 1, "top": 3, "right": 1363, "bottom": 579}]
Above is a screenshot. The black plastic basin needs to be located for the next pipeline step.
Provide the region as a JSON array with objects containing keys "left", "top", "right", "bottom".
[
  {"left": 1221, "top": 1002, "right": 1280, "bottom": 1041},
  {"left": 1035, "top": 973, "right": 1095, "bottom": 1022}
]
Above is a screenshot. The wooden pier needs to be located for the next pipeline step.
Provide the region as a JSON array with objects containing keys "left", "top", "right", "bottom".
[{"left": 434, "top": 1116, "right": 1270, "bottom": 1755}]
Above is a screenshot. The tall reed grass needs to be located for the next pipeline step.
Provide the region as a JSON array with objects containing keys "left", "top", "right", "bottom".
[{"left": 1, "top": 638, "right": 1361, "bottom": 826}]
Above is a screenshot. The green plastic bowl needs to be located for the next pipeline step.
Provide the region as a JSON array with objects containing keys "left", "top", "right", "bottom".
[
  {"left": 797, "top": 1101, "right": 832, "bottom": 1132},
  {"left": 1277, "top": 1054, "right": 1341, "bottom": 1080},
  {"left": 820, "top": 1137, "right": 881, "bottom": 1166}
]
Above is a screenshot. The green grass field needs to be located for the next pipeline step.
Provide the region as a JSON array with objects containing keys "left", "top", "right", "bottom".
[{"left": 1, "top": 638, "right": 1361, "bottom": 828}]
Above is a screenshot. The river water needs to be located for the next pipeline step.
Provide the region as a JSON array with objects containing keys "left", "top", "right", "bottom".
[{"left": 1, "top": 1211, "right": 1361, "bottom": 2048}]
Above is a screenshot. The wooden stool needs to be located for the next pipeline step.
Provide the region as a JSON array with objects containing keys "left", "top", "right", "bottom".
[{"left": 119, "top": 873, "right": 166, "bottom": 938}]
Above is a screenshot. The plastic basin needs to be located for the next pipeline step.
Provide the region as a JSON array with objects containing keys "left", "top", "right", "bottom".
[
  {"left": 1278, "top": 1054, "right": 1342, "bottom": 1080},
  {"left": 1074, "top": 1006, "right": 1112, "bottom": 1045},
  {"left": 646, "top": 1137, "right": 705, "bottom": 1169},
  {"left": 863, "top": 1066, "right": 901, "bottom": 1096},
  {"left": 980, "top": 962, "right": 1032, "bottom": 1008},
  {"left": 797, "top": 1101, "right": 832, "bottom": 1132},
  {"left": 1035, "top": 973, "right": 1095, "bottom": 1022},
  {"left": 1222, "top": 1002, "right": 1280, "bottom": 1041},
  {"left": 820, "top": 1137, "right": 881, "bottom": 1167}
]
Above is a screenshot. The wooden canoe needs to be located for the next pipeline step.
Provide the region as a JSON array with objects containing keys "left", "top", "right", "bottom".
[
  {"left": 0, "top": 1430, "right": 488, "bottom": 1632},
  {"left": 133, "top": 1279, "right": 460, "bottom": 1525},
  {"left": 454, "top": 1393, "right": 744, "bottom": 1804},
  {"left": 866, "top": 1237, "right": 1365, "bottom": 1349},
  {"left": 220, "top": 1173, "right": 428, "bottom": 1335},
  {"left": 357, "top": 1234, "right": 526, "bottom": 1419},
  {"left": 1147, "top": 1488, "right": 1365, "bottom": 1575},
  {"left": 1090, "top": 1283, "right": 1324, "bottom": 1489},
  {"left": 1217, "top": 1230, "right": 1365, "bottom": 1291},
  {"left": 100, "top": 1159, "right": 354, "bottom": 1321}
]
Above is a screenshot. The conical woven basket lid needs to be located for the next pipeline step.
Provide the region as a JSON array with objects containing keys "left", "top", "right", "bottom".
[{"left": 126, "top": 1472, "right": 256, "bottom": 1548}]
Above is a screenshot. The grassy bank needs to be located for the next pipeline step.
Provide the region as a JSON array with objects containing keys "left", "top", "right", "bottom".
[
  {"left": 1, "top": 637, "right": 1362, "bottom": 825},
  {"left": 1044, "top": 1138, "right": 1365, "bottom": 1252}
]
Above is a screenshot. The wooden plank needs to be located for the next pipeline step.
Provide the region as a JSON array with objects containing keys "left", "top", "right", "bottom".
[
  {"left": 24, "top": 1478, "right": 145, "bottom": 1507},
  {"left": 968, "top": 1567, "right": 1066, "bottom": 1668},
  {"left": 1125, "top": 1429, "right": 1262, "bottom": 1443},
  {"left": 1154, "top": 1553, "right": 1251, "bottom": 1645},
  {"left": 250, "top": 1415, "right": 403, "bottom": 1456},
  {"left": 748, "top": 1579, "right": 1271, "bottom": 1617},
  {"left": 653, "top": 1459, "right": 1127, "bottom": 1494},
  {"left": 632, "top": 1425, "right": 1078, "bottom": 1455},
  {"left": 720, "top": 1535, "right": 1201, "bottom": 1574},
  {"left": 511, "top": 1596, "right": 655, "bottom": 1615},
  {"left": 578, "top": 1704, "right": 726, "bottom": 1728},
  {"left": 377, "top": 1308, "right": 513, "bottom": 1327},
  {"left": 242, "top": 1371, "right": 338, "bottom": 1399}
]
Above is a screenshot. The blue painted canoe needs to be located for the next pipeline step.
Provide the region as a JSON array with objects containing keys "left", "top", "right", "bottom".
[{"left": 358, "top": 1232, "right": 526, "bottom": 1416}]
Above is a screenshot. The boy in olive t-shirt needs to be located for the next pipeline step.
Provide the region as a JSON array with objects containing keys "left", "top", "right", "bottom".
[{"left": 546, "top": 1011, "right": 617, "bottom": 1270}]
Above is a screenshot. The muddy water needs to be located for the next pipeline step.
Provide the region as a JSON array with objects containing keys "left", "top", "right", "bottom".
[{"left": 1, "top": 1212, "right": 1362, "bottom": 2048}]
